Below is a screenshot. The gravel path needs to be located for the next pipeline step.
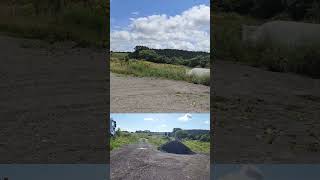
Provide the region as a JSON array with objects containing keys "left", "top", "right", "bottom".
[
  {"left": 111, "top": 139, "right": 210, "bottom": 180},
  {"left": 0, "top": 35, "right": 108, "bottom": 163},
  {"left": 213, "top": 60, "right": 320, "bottom": 163},
  {"left": 110, "top": 73, "right": 210, "bottom": 112}
]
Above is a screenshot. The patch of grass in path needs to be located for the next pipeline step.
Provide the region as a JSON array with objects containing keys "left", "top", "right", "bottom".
[
  {"left": 146, "top": 136, "right": 170, "bottom": 148},
  {"left": 183, "top": 140, "right": 210, "bottom": 154},
  {"left": 110, "top": 133, "right": 139, "bottom": 151},
  {"left": 111, "top": 58, "right": 210, "bottom": 85},
  {"left": 111, "top": 59, "right": 187, "bottom": 81}
]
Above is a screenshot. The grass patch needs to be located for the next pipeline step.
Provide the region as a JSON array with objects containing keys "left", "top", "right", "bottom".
[
  {"left": 146, "top": 136, "right": 170, "bottom": 148},
  {"left": 183, "top": 140, "right": 210, "bottom": 154},
  {"left": 0, "top": 2, "right": 107, "bottom": 47},
  {"left": 110, "top": 132, "right": 139, "bottom": 151},
  {"left": 213, "top": 12, "right": 320, "bottom": 78},
  {"left": 111, "top": 57, "right": 210, "bottom": 85}
]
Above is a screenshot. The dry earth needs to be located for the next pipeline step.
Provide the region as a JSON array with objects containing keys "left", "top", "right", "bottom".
[
  {"left": 0, "top": 35, "right": 108, "bottom": 163},
  {"left": 111, "top": 139, "right": 210, "bottom": 180},
  {"left": 110, "top": 73, "right": 210, "bottom": 112},
  {"left": 213, "top": 60, "right": 320, "bottom": 163}
]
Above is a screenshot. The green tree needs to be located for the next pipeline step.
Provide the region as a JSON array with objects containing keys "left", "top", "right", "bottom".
[
  {"left": 175, "top": 130, "right": 189, "bottom": 139},
  {"left": 199, "top": 134, "right": 210, "bottom": 142},
  {"left": 172, "top": 128, "right": 182, "bottom": 134},
  {"left": 116, "top": 128, "right": 121, "bottom": 137}
]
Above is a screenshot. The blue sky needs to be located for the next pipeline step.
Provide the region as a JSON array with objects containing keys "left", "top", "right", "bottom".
[
  {"left": 111, "top": 0, "right": 210, "bottom": 31},
  {"left": 110, "top": 0, "right": 210, "bottom": 52},
  {"left": 110, "top": 113, "right": 210, "bottom": 132}
]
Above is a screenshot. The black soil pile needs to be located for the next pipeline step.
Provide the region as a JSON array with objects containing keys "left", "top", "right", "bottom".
[{"left": 159, "top": 140, "right": 195, "bottom": 154}]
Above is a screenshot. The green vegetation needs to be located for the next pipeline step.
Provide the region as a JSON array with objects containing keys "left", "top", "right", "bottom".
[
  {"left": 213, "top": 1, "right": 320, "bottom": 78},
  {"left": 128, "top": 46, "right": 210, "bottom": 68},
  {"left": 213, "top": 0, "right": 320, "bottom": 22},
  {"left": 110, "top": 52, "right": 210, "bottom": 86},
  {"left": 146, "top": 136, "right": 170, "bottom": 148},
  {"left": 111, "top": 52, "right": 210, "bottom": 85},
  {"left": 183, "top": 140, "right": 210, "bottom": 154},
  {"left": 110, "top": 129, "right": 139, "bottom": 150},
  {"left": 0, "top": 0, "right": 107, "bottom": 47},
  {"left": 110, "top": 128, "right": 210, "bottom": 154}
]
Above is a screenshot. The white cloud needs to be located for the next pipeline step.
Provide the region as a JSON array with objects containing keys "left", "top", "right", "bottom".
[
  {"left": 178, "top": 113, "right": 192, "bottom": 122},
  {"left": 144, "top": 117, "right": 157, "bottom": 121},
  {"left": 218, "top": 165, "right": 264, "bottom": 180},
  {"left": 204, "top": 120, "right": 210, "bottom": 124},
  {"left": 132, "top": 11, "right": 139, "bottom": 15},
  {"left": 111, "top": 4, "right": 210, "bottom": 52},
  {"left": 160, "top": 124, "right": 167, "bottom": 128}
]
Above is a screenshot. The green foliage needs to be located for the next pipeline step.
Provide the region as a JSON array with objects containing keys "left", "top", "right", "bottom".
[
  {"left": 146, "top": 136, "right": 170, "bottom": 148},
  {"left": 115, "top": 128, "right": 122, "bottom": 137},
  {"left": 111, "top": 58, "right": 210, "bottom": 85},
  {"left": 0, "top": 0, "right": 107, "bottom": 47},
  {"left": 199, "top": 134, "right": 210, "bottom": 142},
  {"left": 172, "top": 128, "right": 182, "bottom": 134},
  {"left": 183, "top": 140, "right": 210, "bottom": 154},
  {"left": 110, "top": 131, "right": 139, "bottom": 150},
  {"left": 175, "top": 130, "right": 189, "bottom": 139},
  {"left": 128, "top": 45, "right": 210, "bottom": 68},
  {"left": 214, "top": 0, "right": 320, "bottom": 22},
  {"left": 213, "top": 12, "right": 320, "bottom": 78}
]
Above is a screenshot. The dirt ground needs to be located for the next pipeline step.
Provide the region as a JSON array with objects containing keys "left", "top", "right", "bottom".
[
  {"left": 0, "top": 35, "right": 108, "bottom": 163},
  {"left": 110, "top": 73, "right": 210, "bottom": 112},
  {"left": 111, "top": 139, "right": 210, "bottom": 180},
  {"left": 212, "top": 60, "right": 320, "bottom": 163}
]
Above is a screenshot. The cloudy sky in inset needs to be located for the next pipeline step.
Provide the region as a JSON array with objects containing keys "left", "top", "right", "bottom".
[
  {"left": 110, "top": 113, "right": 210, "bottom": 132},
  {"left": 111, "top": 0, "right": 210, "bottom": 52}
]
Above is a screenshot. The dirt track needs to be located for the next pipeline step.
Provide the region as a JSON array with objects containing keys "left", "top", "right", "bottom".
[
  {"left": 111, "top": 139, "right": 210, "bottom": 180},
  {"left": 213, "top": 60, "right": 320, "bottom": 163},
  {"left": 110, "top": 73, "right": 210, "bottom": 112},
  {"left": 0, "top": 35, "right": 107, "bottom": 162}
]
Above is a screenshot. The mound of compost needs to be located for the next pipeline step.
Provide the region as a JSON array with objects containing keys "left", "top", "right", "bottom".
[{"left": 159, "top": 140, "right": 195, "bottom": 154}]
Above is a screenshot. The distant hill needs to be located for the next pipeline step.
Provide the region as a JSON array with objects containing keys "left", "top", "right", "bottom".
[
  {"left": 185, "top": 129, "right": 210, "bottom": 135},
  {"left": 151, "top": 48, "right": 209, "bottom": 59},
  {"left": 128, "top": 46, "right": 210, "bottom": 68}
]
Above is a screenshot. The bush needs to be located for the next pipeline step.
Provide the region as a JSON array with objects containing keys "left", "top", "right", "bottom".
[
  {"left": 175, "top": 130, "right": 189, "bottom": 139},
  {"left": 199, "top": 134, "right": 210, "bottom": 142}
]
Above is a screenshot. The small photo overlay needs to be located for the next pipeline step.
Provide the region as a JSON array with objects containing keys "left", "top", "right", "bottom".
[
  {"left": 110, "top": 113, "right": 210, "bottom": 180},
  {"left": 110, "top": 0, "right": 210, "bottom": 113}
]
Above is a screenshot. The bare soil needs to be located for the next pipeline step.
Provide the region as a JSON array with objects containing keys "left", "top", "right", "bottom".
[
  {"left": 0, "top": 35, "right": 108, "bottom": 163},
  {"left": 213, "top": 60, "right": 320, "bottom": 163},
  {"left": 110, "top": 73, "right": 210, "bottom": 112},
  {"left": 111, "top": 139, "right": 210, "bottom": 180}
]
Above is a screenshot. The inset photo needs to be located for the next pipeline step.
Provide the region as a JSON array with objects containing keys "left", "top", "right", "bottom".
[
  {"left": 110, "top": 113, "right": 210, "bottom": 180},
  {"left": 110, "top": 0, "right": 210, "bottom": 113}
]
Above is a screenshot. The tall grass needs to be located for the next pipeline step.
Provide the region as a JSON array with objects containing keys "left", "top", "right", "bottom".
[
  {"left": 146, "top": 136, "right": 170, "bottom": 148},
  {"left": 110, "top": 132, "right": 139, "bottom": 151},
  {"left": 213, "top": 13, "right": 320, "bottom": 78},
  {"left": 183, "top": 140, "right": 210, "bottom": 154},
  {"left": 0, "top": 2, "right": 107, "bottom": 47},
  {"left": 111, "top": 57, "right": 210, "bottom": 85}
]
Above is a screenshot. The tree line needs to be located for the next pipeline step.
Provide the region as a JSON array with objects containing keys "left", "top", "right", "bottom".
[
  {"left": 213, "top": 0, "right": 320, "bottom": 22},
  {"left": 173, "top": 128, "right": 210, "bottom": 142},
  {"left": 128, "top": 46, "right": 210, "bottom": 68},
  {"left": 5, "top": 0, "right": 106, "bottom": 17}
]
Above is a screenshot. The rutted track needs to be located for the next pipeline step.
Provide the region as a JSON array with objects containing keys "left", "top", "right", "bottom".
[
  {"left": 110, "top": 73, "right": 210, "bottom": 112},
  {"left": 111, "top": 139, "right": 210, "bottom": 180},
  {"left": 0, "top": 36, "right": 107, "bottom": 162},
  {"left": 213, "top": 60, "right": 320, "bottom": 163}
]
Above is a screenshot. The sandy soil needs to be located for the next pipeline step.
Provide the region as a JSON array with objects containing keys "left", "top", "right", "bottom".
[
  {"left": 0, "top": 35, "right": 108, "bottom": 163},
  {"left": 111, "top": 139, "right": 210, "bottom": 180},
  {"left": 110, "top": 73, "right": 210, "bottom": 112},
  {"left": 213, "top": 60, "right": 320, "bottom": 163}
]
